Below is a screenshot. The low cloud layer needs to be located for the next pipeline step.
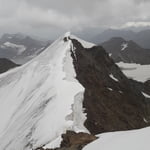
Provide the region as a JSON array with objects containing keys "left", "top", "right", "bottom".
[{"left": 0, "top": 0, "right": 150, "bottom": 39}]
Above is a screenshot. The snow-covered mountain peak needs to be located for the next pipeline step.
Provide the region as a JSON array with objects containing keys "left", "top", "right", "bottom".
[
  {"left": 0, "top": 33, "right": 88, "bottom": 150},
  {"left": 58, "top": 31, "right": 95, "bottom": 49},
  {"left": 64, "top": 31, "right": 71, "bottom": 38}
]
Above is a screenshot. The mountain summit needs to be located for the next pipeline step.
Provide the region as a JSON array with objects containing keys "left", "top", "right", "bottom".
[
  {"left": 102, "top": 37, "right": 150, "bottom": 64},
  {"left": 0, "top": 33, "right": 149, "bottom": 150}
]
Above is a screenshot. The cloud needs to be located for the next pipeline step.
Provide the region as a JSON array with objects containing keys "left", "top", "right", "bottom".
[
  {"left": 0, "top": 0, "right": 150, "bottom": 39},
  {"left": 122, "top": 21, "right": 150, "bottom": 28}
]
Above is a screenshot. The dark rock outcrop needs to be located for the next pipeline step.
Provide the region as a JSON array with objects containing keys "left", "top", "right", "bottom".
[
  {"left": 71, "top": 38, "right": 150, "bottom": 134},
  {"left": 35, "top": 131, "right": 96, "bottom": 150},
  {"left": 0, "top": 58, "right": 19, "bottom": 73}
]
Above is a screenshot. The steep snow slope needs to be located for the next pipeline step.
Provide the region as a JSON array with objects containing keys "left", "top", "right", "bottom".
[
  {"left": 0, "top": 32, "right": 88, "bottom": 150},
  {"left": 84, "top": 127, "right": 150, "bottom": 150}
]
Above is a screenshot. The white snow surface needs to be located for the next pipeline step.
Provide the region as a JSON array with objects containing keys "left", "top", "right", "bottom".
[
  {"left": 109, "top": 74, "right": 119, "bottom": 82},
  {"left": 142, "top": 92, "right": 150, "bottom": 98},
  {"left": 117, "top": 62, "right": 150, "bottom": 82},
  {"left": 107, "top": 88, "right": 113, "bottom": 91},
  {"left": 84, "top": 127, "right": 150, "bottom": 150},
  {"left": 121, "top": 42, "right": 128, "bottom": 51},
  {"left": 0, "top": 33, "right": 88, "bottom": 150},
  {"left": 109, "top": 53, "right": 112, "bottom": 57},
  {"left": 3, "top": 42, "right": 26, "bottom": 54}
]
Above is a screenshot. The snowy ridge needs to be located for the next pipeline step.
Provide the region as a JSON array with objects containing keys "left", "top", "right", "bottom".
[{"left": 0, "top": 32, "right": 88, "bottom": 150}]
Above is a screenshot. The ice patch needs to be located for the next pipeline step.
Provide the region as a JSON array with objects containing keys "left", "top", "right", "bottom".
[
  {"left": 142, "top": 92, "right": 150, "bottom": 98},
  {"left": 107, "top": 88, "right": 113, "bottom": 91},
  {"left": 109, "top": 74, "right": 119, "bottom": 82},
  {"left": 121, "top": 43, "right": 128, "bottom": 51}
]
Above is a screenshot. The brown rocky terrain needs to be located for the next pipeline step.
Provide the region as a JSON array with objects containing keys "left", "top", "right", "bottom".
[
  {"left": 36, "top": 131, "right": 97, "bottom": 150},
  {"left": 71, "top": 38, "right": 150, "bottom": 134}
]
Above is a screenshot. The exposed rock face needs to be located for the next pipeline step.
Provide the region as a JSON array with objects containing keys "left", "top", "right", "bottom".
[
  {"left": 101, "top": 37, "right": 150, "bottom": 64},
  {"left": 0, "top": 58, "right": 19, "bottom": 73},
  {"left": 36, "top": 131, "right": 96, "bottom": 150},
  {"left": 70, "top": 38, "right": 150, "bottom": 134},
  {"left": 61, "top": 131, "right": 97, "bottom": 148}
]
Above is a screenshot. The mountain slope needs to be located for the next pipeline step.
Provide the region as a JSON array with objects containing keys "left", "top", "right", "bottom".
[
  {"left": 0, "top": 33, "right": 149, "bottom": 150},
  {"left": 0, "top": 58, "right": 19, "bottom": 73},
  {"left": 0, "top": 33, "right": 88, "bottom": 150},
  {"left": 101, "top": 37, "right": 150, "bottom": 64}
]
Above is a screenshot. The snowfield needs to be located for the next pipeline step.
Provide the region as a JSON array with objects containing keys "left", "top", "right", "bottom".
[
  {"left": 0, "top": 32, "right": 88, "bottom": 150},
  {"left": 84, "top": 127, "right": 150, "bottom": 150},
  {"left": 117, "top": 62, "right": 150, "bottom": 82}
]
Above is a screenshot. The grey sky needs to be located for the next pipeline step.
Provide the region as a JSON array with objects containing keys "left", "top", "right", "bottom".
[{"left": 0, "top": 0, "right": 150, "bottom": 39}]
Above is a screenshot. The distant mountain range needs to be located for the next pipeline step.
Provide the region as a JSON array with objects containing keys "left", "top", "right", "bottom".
[
  {"left": 101, "top": 37, "right": 150, "bottom": 64},
  {"left": 92, "top": 29, "right": 150, "bottom": 49},
  {"left": 0, "top": 33, "right": 50, "bottom": 64}
]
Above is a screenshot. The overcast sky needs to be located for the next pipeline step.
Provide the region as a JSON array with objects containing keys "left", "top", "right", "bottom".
[{"left": 0, "top": 0, "right": 150, "bottom": 39}]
